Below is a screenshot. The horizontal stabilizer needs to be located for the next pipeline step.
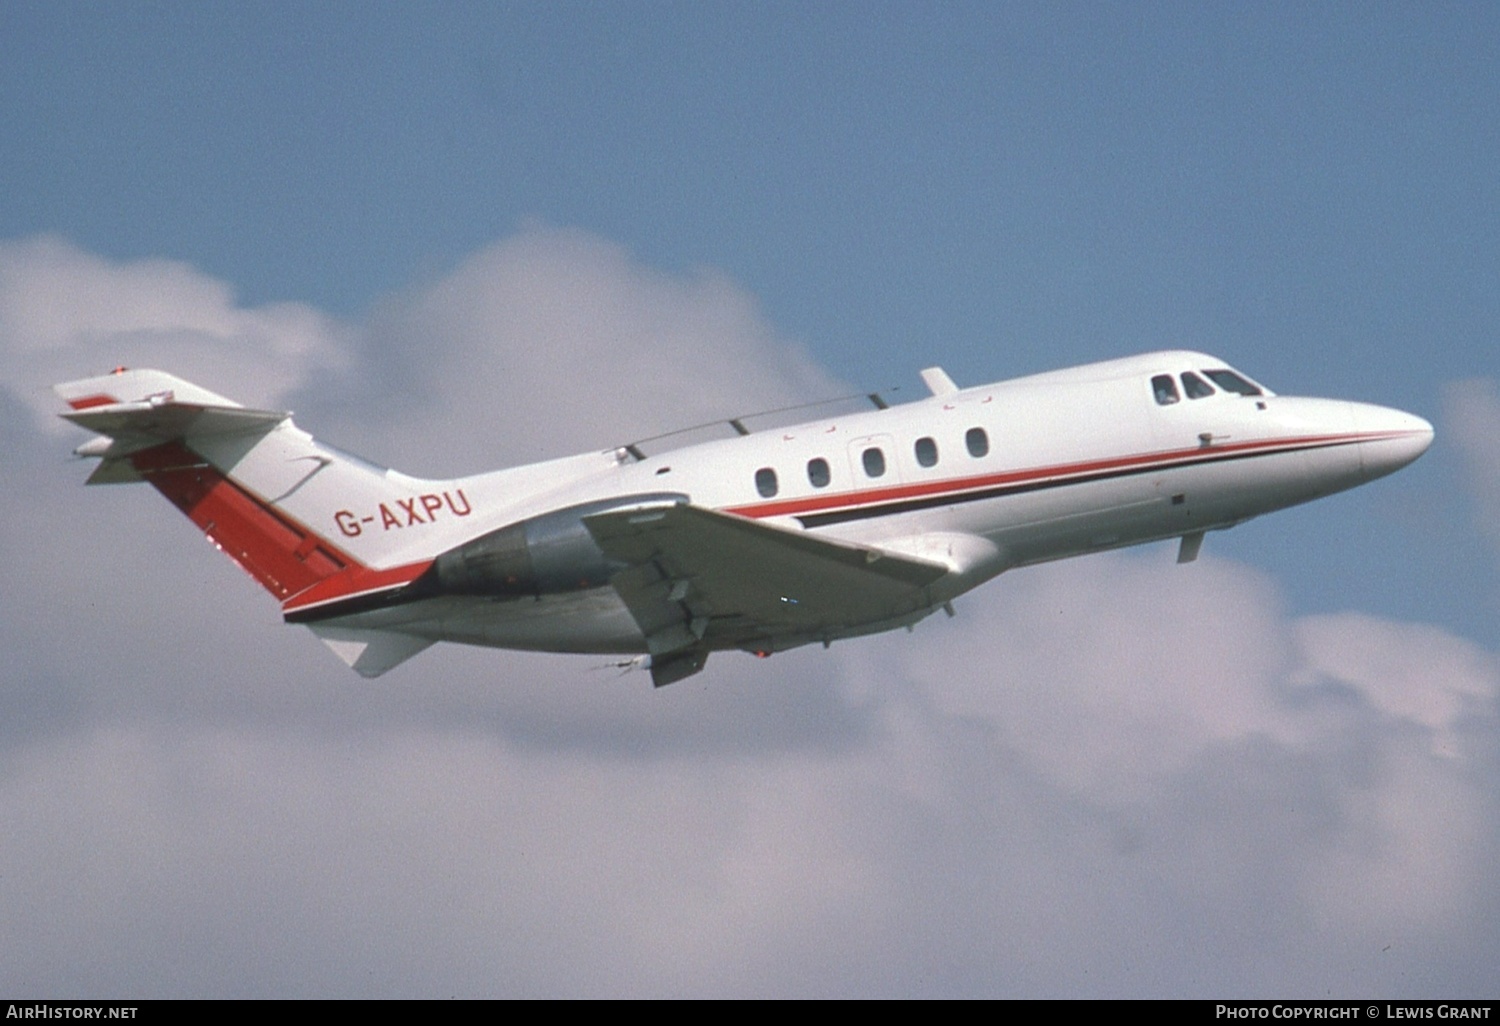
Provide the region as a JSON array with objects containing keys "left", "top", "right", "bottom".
[
  {"left": 62, "top": 401, "right": 287, "bottom": 441},
  {"left": 56, "top": 368, "right": 289, "bottom": 456},
  {"left": 57, "top": 368, "right": 290, "bottom": 489},
  {"left": 63, "top": 401, "right": 290, "bottom": 486},
  {"left": 83, "top": 457, "right": 146, "bottom": 485},
  {"left": 309, "top": 625, "right": 434, "bottom": 678}
]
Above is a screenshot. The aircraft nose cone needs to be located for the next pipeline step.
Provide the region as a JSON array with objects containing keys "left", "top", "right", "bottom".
[{"left": 1349, "top": 402, "right": 1434, "bottom": 481}]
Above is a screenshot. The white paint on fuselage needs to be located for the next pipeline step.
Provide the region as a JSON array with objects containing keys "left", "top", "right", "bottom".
[{"left": 321, "top": 350, "right": 1433, "bottom": 656}]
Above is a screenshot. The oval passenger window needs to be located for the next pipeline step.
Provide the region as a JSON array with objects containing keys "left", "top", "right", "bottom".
[
  {"left": 807, "top": 458, "right": 830, "bottom": 488},
  {"left": 915, "top": 436, "right": 938, "bottom": 467}
]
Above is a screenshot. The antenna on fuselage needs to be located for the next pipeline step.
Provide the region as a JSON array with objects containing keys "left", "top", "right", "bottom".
[{"left": 920, "top": 366, "right": 960, "bottom": 396}]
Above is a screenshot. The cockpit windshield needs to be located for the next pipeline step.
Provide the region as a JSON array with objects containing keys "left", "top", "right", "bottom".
[
  {"left": 1151, "top": 365, "right": 1269, "bottom": 406},
  {"left": 1152, "top": 374, "right": 1180, "bottom": 405},
  {"left": 1203, "top": 369, "right": 1263, "bottom": 396},
  {"left": 1181, "top": 371, "right": 1216, "bottom": 399}
]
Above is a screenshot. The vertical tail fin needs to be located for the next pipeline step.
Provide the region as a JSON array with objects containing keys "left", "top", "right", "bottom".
[{"left": 55, "top": 368, "right": 439, "bottom": 607}]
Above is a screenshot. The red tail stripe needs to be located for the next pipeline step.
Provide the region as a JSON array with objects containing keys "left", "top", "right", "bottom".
[
  {"left": 130, "top": 442, "right": 357, "bottom": 601},
  {"left": 67, "top": 394, "right": 120, "bottom": 411}
]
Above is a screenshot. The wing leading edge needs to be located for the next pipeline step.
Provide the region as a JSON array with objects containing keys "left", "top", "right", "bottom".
[{"left": 584, "top": 504, "right": 948, "bottom": 685}]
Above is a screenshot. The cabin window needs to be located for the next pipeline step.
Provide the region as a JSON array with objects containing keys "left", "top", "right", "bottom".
[
  {"left": 755, "top": 467, "right": 779, "bottom": 498},
  {"left": 807, "top": 457, "right": 831, "bottom": 488},
  {"left": 1152, "top": 374, "right": 1180, "bottom": 405},
  {"left": 914, "top": 436, "right": 939, "bottom": 468},
  {"left": 1204, "top": 369, "right": 1262, "bottom": 396},
  {"left": 1181, "top": 372, "right": 1215, "bottom": 399},
  {"left": 862, "top": 447, "right": 887, "bottom": 478},
  {"left": 965, "top": 427, "right": 989, "bottom": 458}
]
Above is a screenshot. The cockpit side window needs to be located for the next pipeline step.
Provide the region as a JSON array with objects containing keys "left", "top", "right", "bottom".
[
  {"left": 1181, "top": 372, "right": 1215, "bottom": 399},
  {"left": 1152, "top": 374, "right": 1180, "bottom": 406},
  {"left": 1203, "top": 369, "right": 1263, "bottom": 396}
]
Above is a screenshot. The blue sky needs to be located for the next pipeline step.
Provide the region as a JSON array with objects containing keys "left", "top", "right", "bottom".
[
  {"left": 9, "top": 4, "right": 1495, "bottom": 375},
  {"left": 2, "top": 2, "right": 1497, "bottom": 997}
]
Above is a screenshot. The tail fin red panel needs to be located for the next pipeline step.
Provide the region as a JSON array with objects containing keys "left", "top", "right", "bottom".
[{"left": 131, "top": 442, "right": 351, "bottom": 601}]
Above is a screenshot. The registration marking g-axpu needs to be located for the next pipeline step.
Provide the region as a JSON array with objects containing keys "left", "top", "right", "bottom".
[{"left": 333, "top": 490, "right": 475, "bottom": 537}]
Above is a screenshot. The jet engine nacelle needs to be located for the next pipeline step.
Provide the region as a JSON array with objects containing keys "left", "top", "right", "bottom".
[{"left": 426, "top": 493, "right": 687, "bottom": 597}]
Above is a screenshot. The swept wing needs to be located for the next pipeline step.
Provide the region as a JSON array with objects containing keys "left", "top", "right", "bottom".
[{"left": 585, "top": 504, "right": 946, "bottom": 684}]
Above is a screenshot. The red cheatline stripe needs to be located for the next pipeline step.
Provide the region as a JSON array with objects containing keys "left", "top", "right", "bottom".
[
  {"left": 724, "top": 430, "right": 1402, "bottom": 521},
  {"left": 67, "top": 394, "right": 120, "bottom": 410}
]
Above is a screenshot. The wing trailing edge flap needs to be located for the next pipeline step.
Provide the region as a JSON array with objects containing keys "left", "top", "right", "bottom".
[
  {"left": 308, "top": 625, "right": 434, "bottom": 678},
  {"left": 584, "top": 504, "right": 950, "bottom": 684}
]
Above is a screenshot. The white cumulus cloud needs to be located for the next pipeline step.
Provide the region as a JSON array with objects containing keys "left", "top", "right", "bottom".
[
  {"left": 0, "top": 235, "right": 347, "bottom": 429},
  {"left": 316, "top": 225, "right": 843, "bottom": 474}
]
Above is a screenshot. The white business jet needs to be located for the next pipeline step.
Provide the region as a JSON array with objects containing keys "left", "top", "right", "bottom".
[{"left": 55, "top": 352, "right": 1432, "bottom": 685}]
